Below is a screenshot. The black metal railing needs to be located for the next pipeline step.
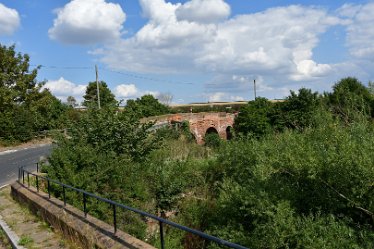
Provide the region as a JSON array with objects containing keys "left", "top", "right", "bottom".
[{"left": 18, "top": 166, "right": 248, "bottom": 249}]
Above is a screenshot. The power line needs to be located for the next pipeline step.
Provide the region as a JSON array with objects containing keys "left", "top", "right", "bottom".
[
  {"left": 101, "top": 68, "right": 195, "bottom": 85},
  {"left": 31, "top": 65, "right": 92, "bottom": 70},
  {"left": 32, "top": 64, "right": 195, "bottom": 85}
]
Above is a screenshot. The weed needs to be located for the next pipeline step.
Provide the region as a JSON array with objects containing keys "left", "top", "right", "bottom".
[
  {"left": 0, "top": 227, "right": 12, "bottom": 249},
  {"left": 18, "top": 235, "right": 34, "bottom": 246}
]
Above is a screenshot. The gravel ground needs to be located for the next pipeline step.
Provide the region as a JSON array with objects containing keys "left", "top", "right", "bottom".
[{"left": 0, "top": 186, "right": 79, "bottom": 249}]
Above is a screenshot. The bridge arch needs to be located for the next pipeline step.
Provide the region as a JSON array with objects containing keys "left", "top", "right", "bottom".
[{"left": 206, "top": 127, "right": 218, "bottom": 135}]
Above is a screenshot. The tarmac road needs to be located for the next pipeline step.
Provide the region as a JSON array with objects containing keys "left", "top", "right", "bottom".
[{"left": 0, "top": 144, "right": 52, "bottom": 187}]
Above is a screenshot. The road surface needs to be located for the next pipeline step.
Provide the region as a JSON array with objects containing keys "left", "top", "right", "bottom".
[{"left": 0, "top": 145, "right": 52, "bottom": 187}]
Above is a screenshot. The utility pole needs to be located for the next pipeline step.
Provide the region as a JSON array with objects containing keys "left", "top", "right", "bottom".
[
  {"left": 253, "top": 79, "right": 257, "bottom": 100},
  {"left": 95, "top": 65, "right": 101, "bottom": 109}
]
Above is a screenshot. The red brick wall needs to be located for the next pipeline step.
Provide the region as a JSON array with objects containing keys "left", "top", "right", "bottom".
[{"left": 166, "top": 112, "right": 235, "bottom": 144}]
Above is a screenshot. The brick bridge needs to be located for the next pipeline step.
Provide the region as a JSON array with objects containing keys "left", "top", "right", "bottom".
[{"left": 144, "top": 112, "right": 236, "bottom": 144}]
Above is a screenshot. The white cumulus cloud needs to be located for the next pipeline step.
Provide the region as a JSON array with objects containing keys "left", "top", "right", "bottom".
[
  {"left": 114, "top": 83, "right": 162, "bottom": 101},
  {"left": 43, "top": 77, "right": 86, "bottom": 103},
  {"left": 96, "top": 2, "right": 341, "bottom": 85},
  {"left": 115, "top": 84, "right": 139, "bottom": 98},
  {"left": 342, "top": 3, "right": 374, "bottom": 61},
  {"left": 176, "top": 0, "right": 230, "bottom": 24},
  {"left": 49, "top": 0, "right": 126, "bottom": 44},
  {"left": 0, "top": 3, "right": 20, "bottom": 36}
]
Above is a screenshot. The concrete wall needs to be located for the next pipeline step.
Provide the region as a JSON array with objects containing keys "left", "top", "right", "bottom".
[{"left": 11, "top": 182, "right": 155, "bottom": 249}]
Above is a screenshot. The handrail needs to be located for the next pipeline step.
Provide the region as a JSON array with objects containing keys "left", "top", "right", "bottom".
[{"left": 18, "top": 166, "right": 248, "bottom": 249}]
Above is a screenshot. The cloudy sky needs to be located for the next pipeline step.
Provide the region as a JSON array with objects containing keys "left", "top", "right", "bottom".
[{"left": 0, "top": 0, "right": 373, "bottom": 104}]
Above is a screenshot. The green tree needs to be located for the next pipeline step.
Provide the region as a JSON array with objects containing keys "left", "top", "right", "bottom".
[
  {"left": 280, "top": 88, "right": 320, "bottom": 130},
  {"left": 83, "top": 81, "right": 117, "bottom": 108},
  {"left": 327, "top": 77, "right": 373, "bottom": 122},
  {"left": 66, "top": 96, "right": 77, "bottom": 107},
  {"left": 28, "top": 89, "right": 68, "bottom": 131},
  {"left": 0, "top": 44, "right": 68, "bottom": 142},
  {"left": 234, "top": 97, "right": 273, "bottom": 137},
  {"left": 0, "top": 44, "right": 40, "bottom": 112},
  {"left": 125, "top": 94, "right": 170, "bottom": 118}
]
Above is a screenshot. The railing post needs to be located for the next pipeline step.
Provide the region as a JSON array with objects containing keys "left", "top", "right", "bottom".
[
  {"left": 83, "top": 193, "right": 87, "bottom": 218},
  {"left": 63, "top": 186, "right": 66, "bottom": 206},
  {"left": 36, "top": 175, "right": 39, "bottom": 192},
  {"left": 27, "top": 172, "right": 30, "bottom": 187},
  {"left": 47, "top": 179, "right": 50, "bottom": 199},
  {"left": 36, "top": 162, "right": 39, "bottom": 173},
  {"left": 113, "top": 204, "right": 117, "bottom": 234},
  {"left": 159, "top": 221, "right": 165, "bottom": 249},
  {"left": 22, "top": 168, "right": 25, "bottom": 184}
]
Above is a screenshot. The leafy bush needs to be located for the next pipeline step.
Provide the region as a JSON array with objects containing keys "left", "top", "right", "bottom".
[
  {"left": 204, "top": 132, "right": 221, "bottom": 148},
  {"left": 280, "top": 88, "right": 320, "bottom": 130},
  {"left": 40, "top": 77, "right": 374, "bottom": 249},
  {"left": 234, "top": 97, "right": 273, "bottom": 137},
  {"left": 327, "top": 77, "right": 374, "bottom": 122},
  {"left": 205, "top": 120, "right": 374, "bottom": 248}
]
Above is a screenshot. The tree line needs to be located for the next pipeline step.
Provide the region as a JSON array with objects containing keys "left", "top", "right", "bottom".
[
  {"left": 234, "top": 77, "right": 374, "bottom": 138},
  {"left": 0, "top": 44, "right": 170, "bottom": 144}
]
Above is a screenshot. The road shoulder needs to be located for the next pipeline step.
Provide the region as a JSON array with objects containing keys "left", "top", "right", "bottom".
[{"left": 0, "top": 139, "right": 52, "bottom": 153}]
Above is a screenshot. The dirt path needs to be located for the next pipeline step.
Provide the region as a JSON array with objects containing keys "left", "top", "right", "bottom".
[{"left": 0, "top": 186, "right": 79, "bottom": 249}]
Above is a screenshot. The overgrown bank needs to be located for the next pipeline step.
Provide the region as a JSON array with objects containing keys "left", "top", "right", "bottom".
[{"left": 41, "top": 77, "right": 374, "bottom": 248}]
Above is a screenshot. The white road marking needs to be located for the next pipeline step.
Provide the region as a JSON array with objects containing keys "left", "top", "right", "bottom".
[
  {"left": 0, "top": 143, "right": 51, "bottom": 156},
  {"left": 0, "top": 150, "right": 18, "bottom": 155}
]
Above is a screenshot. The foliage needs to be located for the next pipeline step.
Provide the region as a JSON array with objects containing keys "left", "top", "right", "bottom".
[
  {"left": 18, "top": 235, "right": 34, "bottom": 247},
  {"left": 0, "top": 44, "right": 40, "bottom": 111},
  {"left": 234, "top": 97, "right": 273, "bottom": 137},
  {"left": 42, "top": 77, "right": 374, "bottom": 249},
  {"left": 52, "top": 108, "right": 160, "bottom": 163},
  {"left": 205, "top": 121, "right": 374, "bottom": 248},
  {"left": 368, "top": 81, "right": 374, "bottom": 95},
  {"left": 280, "top": 88, "right": 320, "bottom": 130},
  {"left": 125, "top": 94, "right": 170, "bottom": 118},
  {"left": 66, "top": 96, "right": 77, "bottom": 107},
  {"left": 327, "top": 77, "right": 374, "bottom": 122},
  {"left": 204, "top": 132, "right": 221, "bottom": 148},
  {"left": 45, "top": 107, "right": 164, "bottom": 237},
  {"left": 0, "top": 44, "right": 69, "bottom": 143},
  {"left": 83, "top": 81, "right": 117, "bottom": 108},
  {"left": 234, "top": 89, "right": 323, "bottom": 137}
]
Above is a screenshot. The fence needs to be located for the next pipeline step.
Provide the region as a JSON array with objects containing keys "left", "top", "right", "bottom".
[{"left": 18, "top": 166, "right": 248, "bottom": 249}]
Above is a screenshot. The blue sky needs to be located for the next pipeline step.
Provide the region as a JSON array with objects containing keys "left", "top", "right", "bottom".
[{"left": 1, "top": 0, "right": 373, "bottom": 104}]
